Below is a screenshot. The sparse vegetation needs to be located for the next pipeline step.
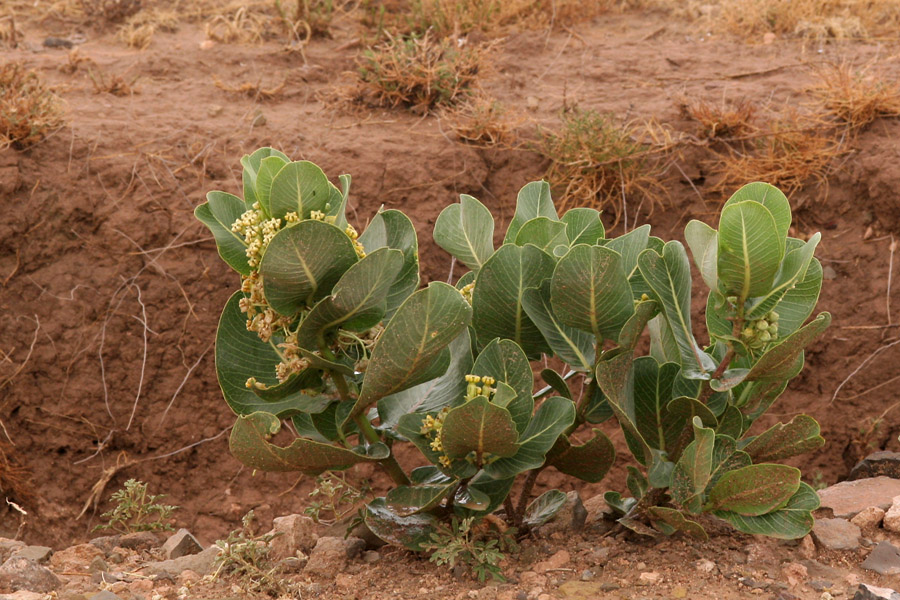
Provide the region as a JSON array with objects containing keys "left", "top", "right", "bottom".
[
  {"left": 116, "top": 7, "right": 180, "bottom": 49},
  {"left": 213, "top": 510, "right": 288, "bottom": 597},
  {"left": 681, "top": 97, "right": 757, "bottom": 140},
  {"left": 356, "top": 31, "right": 487, "bottom": 111},
  {"left": 538, "top": 108, "right": 666, "bottom": 224},
  {"left": 94, "top": 479, "right": 177, "bottom": 534},
  {"left": 444, "top": 94, "right": 517, "bottom": 146},
  {"left": 0, "top": 63, "right": 66, "bottom": 150},
  {"left": 812, "top": 61, "right": 900, "bottom": 131},
  {"left": 89, "top": 68, "right": 138, "bottom": 96},
  {"left": 421, "top": 516, "right": 517, "bottom": 582},
  {"left": 304, "top": 471, "right": 372, "bottom": 525},
  {"left": 213, "top": 75, "right": 286, "bottom": 100},
  {"left": 79, "top": 0, "right": 142, "bottom": 23}
]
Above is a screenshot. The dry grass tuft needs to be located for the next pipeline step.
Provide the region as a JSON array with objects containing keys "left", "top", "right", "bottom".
[
  {"left": 89, "top": 68, "right": 138, "bottom": 96},
  {"left": 275, "top": 0, "right": 338, "bottom": 39},
  {"left": 710, "top": 111, "right": 844, "bottom": 197},
  {"left": 681, "top": 97, "right": 757, "bottom": 139},
  {"left": 116, "top": 7, "right": 180, "bottom": 49},
  {"left": 205, "top": 3, "right": 272, "bottom": 43},
  {"left": 58, "top": 48, "right": 96, "bottom": 74},
  {"left": 0, "top": 63, "right": 66, "bottom": 150},
  {"left": 355, "top": 31, "right": 488, "bottom": 112},
  {"left": 214, "top": 75, "right": 286, "bottom": 100},
  {"left": 443, "top": 94, "right": 518, "bottom": 146},
  {"left": 538, "top": 108, "right": 667, "bottom": 225},
  {"left": 0, "top": 440, "right": 32, "bottom": 504},
  {"left": 711, "top": 0, "right": 900, "bottom": 39},
  {"left": 79, "top": 0, "right": 142, "bottom": 23},
  {"left": 0, "top": 14, "right": 20, "bottom": 49},
  {"left": 812, "top": 62, "right": 900, "bottom": 131},
  {"left": 204, "top": 0, "right": 342, "bottom": 45}
]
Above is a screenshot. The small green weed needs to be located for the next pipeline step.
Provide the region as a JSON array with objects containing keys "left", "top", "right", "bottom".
[
  {"left": 213, "top": 510, "right": 287, "bottom": 596},
  {"left": 304, "top": 471, "right": 372, "bottom": 525},
  {"left": 94, "top": 479, "right": 176, "bottom": 534},
  {"left": 421, "top": 517, "right": 517, "bottom": 582}
]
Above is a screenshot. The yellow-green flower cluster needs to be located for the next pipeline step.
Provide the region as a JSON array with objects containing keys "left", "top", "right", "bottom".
[
  {"left": 420, "top": 408, "right": 452, "bottom": 468},
  {"left": 465, "top": 374, "right": 496, "bottom": 401},
  {"left": 231, "top": 202, "right": 284, "bottom": 268},
  {"left": 344, "top": 223, "right": 366, "bottom": 259},
  {"left": 459, "top": 282, "right": 475, "bottom": 304},
  {"left": 741, "top": 310, "right": 779, "bottom": 351}
]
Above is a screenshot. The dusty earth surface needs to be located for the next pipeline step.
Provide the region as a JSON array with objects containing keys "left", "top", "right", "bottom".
[{"left": 1, "top": 2, "right": 900, "bottom": 598}]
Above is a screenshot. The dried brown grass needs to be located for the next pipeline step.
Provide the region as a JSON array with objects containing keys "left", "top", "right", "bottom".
[
  {"left": 681, "top": 97, "right": 757, "bottom": 139},
  {"left": 117, "top": 7, "right": 180, "bottom": 49},
  {"left": 710, "top": 0, "right": 900, "bottom": 39},
  {"left": 443, "top": 94, "right": 519, "bottom": 146},
  {"left": 811, "top": 61, "right": 900, "bottom": 131},
  {"left": 538, "top": 108, "right": 668, "bottom": 225},
  {"left": 0, "top": 63, "right": 66, "bottom": 150},
  {"left": 710, "top": 111, "right": 845, "bottom": 197},
  {"left": 89, "top": 68, "right": 138, "bottom": 96},
  {"left": 0, "top": 440, "right": 32, "bottom": 504},
  {"left": 355, "top": 31, "right": 489, "bottom": 112},
  {"left": 214, "top": 75, "right": 286, "bottom": 100}
]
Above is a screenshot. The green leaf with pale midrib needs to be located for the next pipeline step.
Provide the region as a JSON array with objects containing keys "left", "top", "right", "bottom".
[
  {"left": 440, "top": 396, "right": 520, "bottom": 459},
  {"left": 504, "top": 180, "right": 558, "bottom": 244},
  {"left": 470, "top": 338, "right": 534, "bottom": 434},
  {"left": 521, "top": 280, "right": 595, "bottom": 372},
  {"left": 746, "top": 233, "right": 820, "bottom": 320},
  {"left": 713, "top": 481, "right": 818, "bottom": 539},
  {"left": 704, "top": 464, "right": 800, "bottom": 516},
  {"left": 743, "top": 415, "right": 824, "bottom": 462},
  {"left": 359, "top": 209, "right": 420, "bottom": 320},
  {"left": 195, "top": 191, "right": 251, "bottom": 276},
  {"left": 268, "top": 160, "right": 332, "bottom": 221},
  {"left": 717, "top": 200, "right": 783, "bottom": 301},
  {"left": 433, "top": 194, "right": 495, "bottom": 273}
]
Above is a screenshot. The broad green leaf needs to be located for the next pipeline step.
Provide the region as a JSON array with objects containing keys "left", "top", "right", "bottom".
[
  {"left": 717, "top": 405, "right": 744, "bottom": 438},
  {"left": 774, "top": 256, "right": 823, "bottom": 336},
  {"left": 705, "top": 464, "right": 800, "bottom": 516},
  {"left": 746, "top": 312, "right": 831, "bottom": 381},
  {"left": 546, "top": 429, "right": 615, "bottom": 483},
  {"left": 296, "top": 248, "right": 404, "bottom": 349},
  {"left": 627, "top": 466, "right": 649, "bottom": 499},
  {"left": 247, "top": 368, "right": 324, "bottom": 404},
  {"left": 648, "top": 314, "right": 680, "bottom": 364},
  {"left": 292, "top": 413, "right": 329, "bottom": 443},
  {"left": 463, "top": 472, "right": 516, "bottom": 516},
  {"left": 504, "top": 180, "right": 558, "bottom": 243},
  {"left": 241, "top": 147, "right": 289, "bottom": 210},
  {"left": 472, "top": 244, "right": 556, "bottom": 358},
  {"left": 471, "top": 338, "right": 534, "bottom": 433},
  {"left": 713, "top": 482, "right": 818, "bottom": 539},
  {"left": 195, "top": 191, "right": 251, "bottom": 276},
  {"left": 618, "top": 299, "right": 659, "bottom": 352},
  {"left": 605, "top": 224, "right": 651, "bottom": 278},
  {"left": 434, "top": 194, "right": 495, "bottom": 273},
  {"left": 377, "top": 329, "right": 473, "bottom": 431},
  {"left": 738, "top": 379, "right": 789, "bottom": 425},
  {"left": 706, "top": 435, "right": 752, "bottom": 493},
  {"left": 743, "top": 415, "right": 824, "bottom": 463},
  {"left": 523, "top": 490, "right": 567, "bottom": 528},
  {"left": 359, "top": 209, "right": 419, "bottom": 319},
  {"left": 440, "top": 396, "right": 520, "bottom": 460},
  {"left": 706, "top": 290, "right": 736, "bottom": 342},
  {"left": 540, "top": 369, "right": 572, "bottom": 400},
  {"left": 522, "top": 280, "right": 595, "bottom": 372},
  {"left": 723, "top": 182, "right": 791, "bottom": 247},
  {"left": 365, "top": 498, "right": 439, "bottom": 551},
  {"left": 632, "top": 357, "right": 681, "bottom": 451},
  {"left": 255, "top": 155, "right": 289, "bottom": 217},
  {"left": 684, "top": 220, "right": 718, "bottom": 290},
  {"left": 717, "top": 200, "right": 782, "bottom": 301},
  {"left": 561, "top": 207, "right": 605, "bottom": 246},
  {"left": 453, "top": 485, "right": 491, "bottom": 511},
  {"left": 746, "top": 233, "right": 820, "bottom": 320},
  {"left": 386, "top": 482, "right": 456, "bottom": 516},
  {"left": 515, "top": 217, "right": 568, "bottom": 253},
  {"left": 326, "top": 175, "right": 351, "bottom": 230},
  {"left": 268, "top": 161, "right": 332, "bottom": 221},
  {"left": 309, "top": 401, "right": 354, "bottom": 442},
  {"left": 259, "top": 220, "right": 358, "bottom": 315},
  {"left": 671, "top": 417, "right": 715, "bottom": 514},
  {"left": 396, "top": 413, "right": 477, "bottom": 479},
  {"left": 604, "top": 491, "right": 636, "bottom": 516},
  {"left": 551, "top": 244, "right": 635, "bottom": 340},
  {"left": 646, "top": 507, "right": 708, "bottom": 540},
  {"left": 410, "top": 465, "right": 453, "bottom": 485},
  {"left": 348, "top": 282, "right": 472, "bottom": 425},
  {"left": 595, "top": 351, "right": 652, "bottom": 465},
  {"left": 217, "top": 292, "right": 329, "bottom": 417},
  {"left": 638, "top": 242, "right": 717, "bottom": 378},
  {"left": 648, "top": 449, "right": 675, "bottom": 488},
  {"left": 484, "top": 396, "right": 575, "bottom": 478},
  {"left": 230, "top": 411, "right": 388, "bottom": 474},
  {"left": 666, "top": 397, "right": 717, "bottom": 429}
]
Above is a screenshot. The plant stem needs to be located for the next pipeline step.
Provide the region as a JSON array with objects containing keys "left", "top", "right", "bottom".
[
  {"left": 515, "top": 468, "right": 542, "bottom": 523},
  {"left": 352, "top": 413, "right": 410, "bottom": 486}
]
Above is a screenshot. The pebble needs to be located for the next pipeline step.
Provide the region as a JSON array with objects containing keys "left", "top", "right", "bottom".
[
  {"left": 10, "top": 546, "right": 51, "bottom": 564},
  {"left": 861, "top": 541, "right": 900, "bottom": 576},
  {"left": 142, "top": 546, "right": 218, "bottom": 577},
  {"left": 695, "top": 559, "right": 716, "bottom": 573},
  {"left": 304, "top": 537, "right": 349, "bottom": 579},
  {"left": 118, "top": 532, "right": 161, "bottom": 550},
  {"left": 883, "top": 496, "right": 900, "bottom": 533},
  {"left": 49, "top": 543, "right": 105, "bottom": 571},
  {"left": 0, "top": 557, "right": 61, "bottom": 593},
  {"left": 848, "top": 451, "right": 900, "bottom": 480},
  {"left": 362, "top": 550, "right": 380, "bottom": 564},
  {"left": 88, "top": 592, "right": 123, "bottom": 600},
  {"left": 89, "top": 556, "right": 108, "bottom": 573},
  {"left": 638, "top": 572, "right": 660, "bottom": 585},
  {"left": 852, "top": 507, "right": 886, "bottom": 531},
  {"left": 533, "top": 550, "right": 569, "bottom": 573},
  {"left": 161, "top": 529, "right": 203, "bottom": 559},
  {"left": 269, "top": 514, "right": 319, "bottom": 560},
  {"left": 812, "top": 518, "right": 861, "bottom": 551},
  {"left": 580, "top": 569, "right": 593, "bottom": 581},
  {"left": 853, "top": 583, "right": 900, "bottom": 600}
]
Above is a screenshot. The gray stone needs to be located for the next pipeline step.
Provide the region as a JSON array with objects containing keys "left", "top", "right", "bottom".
[
  {"left": 853, "top": 584, "right": 900, "bottom": 600},
  {"left": 161, "top": 529, "right": 203, "bottom": 559},
  {"left": 0, "top": 592, "right": 47, "bottom": 600},
  {"left": 344, "top": 536, "right": 366, "bottom": 560},
  {"left": 861, "top": 541, "right": 900, "bottom": 576},
  {"left": 0, "top": 541, "right": 24, "bottom": 564},
  {"left": 91, "top": 570, "right": 121, "bottom": 585},
  {"left": 883, "top": 497, "right": 900, "bottom": 533},
  {"left": 304, "top": 537, "right": 348, "bottom": 579},
  {"left": 0, "top": 556, "right": 62, "bottom": 593},
  {"left": 89, "top": 556, "right": 109, "bottom": 573},
  {"left": 142, "top": 546, "right": 218, "bottom": 578},
  {"left": 269, "top": 514, "right": 319, "bottom": 560},
  {"left": 89, "top": 535, "right": 121, "bottom": 554},
  {"left": 818, "top": 477, "right": 900, "bottom": 518},
  {"left": 800, "top": 559, "right": 842, "bottom": 581},
  {"left": 362, "top": 550, "right": 380, "bottom": 564},
  {"left": 852, "top": 507, "right": 886, "bottom": 530},
  {"left": 849, "top": 452, "right": 900, "bottom": 480},
  {"left": 9, "top": 547, "right": 51, "bottom": 564},
  {"left": 118, "top": 531, "right": 161, "bottom": 550},
  {"left": 278, "top": 555, "right": 307, "bottom": 573},
  {"left": 812, "top": 518, "right": 861, "bottom": 550},
  {"left": 537, "top": 491, "right": 587, "bottom": 536},
  {"left": 88, "top": 592, "right": 123, "bottom": 600}
]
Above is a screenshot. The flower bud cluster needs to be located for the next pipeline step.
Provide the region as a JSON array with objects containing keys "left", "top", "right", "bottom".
[
  {"left": 465, "top": 374, "right": 496, "bottom": 401},
  {"left": 231, "top": 203, "right": 285, "bottom": 268},
  {"left": 420, "top": 408, "right": 452, "bottom": 468},
  {"left": 741, "top": 310, "right": 779, "bottom": 351},
  {"left": 459, "top": 282, "right": 475, "bottom": 304}
]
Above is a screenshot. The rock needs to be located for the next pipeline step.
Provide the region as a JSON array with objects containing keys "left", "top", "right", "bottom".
[
  {"left": 582, "top": 494, "right": 615, "bottom": 526},
  {"left": 557, "top": 581, "right": 608, "bottom": 599},
  {"left": 279, "top": 555, "right": 307, "bottom": 573},
  {"left": 89, "top": 535, "right": 121, "bottom": 554},
  {"left": 812, "top": 518, "right": 861, "bottom": 550},
  {"left": 818, "top": 477, "right": 900, "bottom": 519},
  {"left": 142, "top": 546, "right": 218, "bottom": 578},
  {"left": 88, "top": 592, "right": 123, "bottom": 600},
  {"left": 270, "top": 514, "right": 319, "bottom": 560},
  {"left": 50, "top": 543, "right": 105, "bottom": 572},
  {"left": 0, "top": 541, "right": 24, "bottom": 564},
  {"left": 853, "top": 584, "right": 900, "bottom": 600},
  {"left": 852, "top": 507, "right": 886, "bottom": 530},
  {"left": 0, "top": 557, "right": 62, "bottom": 593},
  {"left": 849, "top": 452, "right": 900, "bottom": 480},
  {"left": 533, "top": 550, "right": 569, "bottom": 573},
  {"left": 344, "top": 536, "right": 366, "bottom": 559},
  {"left": 798, "top": 535, "right": 817, "bottom": 559},
  {"left": 362, "top": 550, "right": 380, "bottom": 564},
  {"left": 118, "top": 531, "right": 161, "bottom": 550},
  {"left": 161, "top": 529, "right": 203, "bottom": 559},
  {"left": 638, "top": 572, "right": 660, "bottom": 585},
  {"left": 781, "top": 562, "right": 808, "bottom": 587},
  {"left": 883, "top": 497, "right": 900, "bottom": 533},
  {"left": 861, "top": 541, "right": 900, "bottom": 576},
  {"left": 0, "top": 592, "right": 47, "bottom": 600},
  {"left": 9, "top": 547, "right": 51, "bottom": 564},
  {"left": 695, "top": 558, "right": 716, "bottom": 573},
  {"left": 579, "top": 569, "right": 593, "bottom": 581},
  {"left": 89, "top": 556, "right": 108, "bottom": 573},
  {"left": 537, "top": 491, "right": 587, "bottom": 535},
  {"left": 91, "top": 571, "right": 120, "bottom": 585},
  {"left": 304, "top": 537, "right": 348, "bottom": 579}
]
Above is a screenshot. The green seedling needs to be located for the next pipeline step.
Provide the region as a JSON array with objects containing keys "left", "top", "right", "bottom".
[{"left": 94, "top": 479, "right": 177, "bottom": 534}]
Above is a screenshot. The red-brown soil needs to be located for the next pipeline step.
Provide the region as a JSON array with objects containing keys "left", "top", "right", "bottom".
[{"left": 0, "top": 4, "right": 898, "bottom": 581}]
